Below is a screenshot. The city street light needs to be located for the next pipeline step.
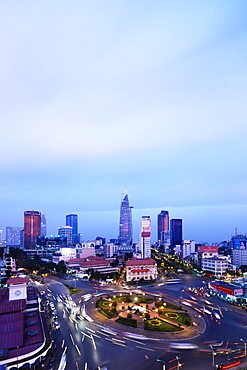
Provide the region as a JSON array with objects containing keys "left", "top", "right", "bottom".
[
  {"left": 210, "top": 346, "right": 216, "bottom": 368},
  {"left": 240, "top": 338, "right": 247, "bottom": 360},
  {"left": 156, "top": 359, "right": 166, "bottom": 370},
  {"left": 176, "top": 356, "right": 182, "bottom": 369}
]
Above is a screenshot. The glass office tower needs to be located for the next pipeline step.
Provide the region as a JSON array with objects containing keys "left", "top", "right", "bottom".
[
  {"left": 170, "top": 218, "right": 182, "bottom": 247},
  {"left": 118, "top": 190, "right": 133, "bottom": 245},
  {"left": 157, "top": 210, "right": 169, "bottom": 243},
  {"left": 24, "top": 211, "right": 41, "bottom": 249},
  {"left": 66, "top": 214, "right": 79, "bottom": 244}
]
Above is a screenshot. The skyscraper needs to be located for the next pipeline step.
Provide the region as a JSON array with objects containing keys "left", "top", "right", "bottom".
[
  {"left": 24, "top": 211, "right": 41, "bottom": 249},
  {"left": 157, "top": 210, "right": 169, "bottom": 243},
  {"left": 170, "top": 218, "right": 182, "bottom": 247},
  {"left": 140, "top": 216, "right": 151, "bottom": 258},
  {"left": 58, "top": 226, "right": 72, "bottom": 246},
  {"left": 66, "top": 214, "right": 79, "bottom": 244},
  {"left": 40, "top": 214, "right": 47, "bottom": 237},
  {"left": 118, "top": 190, "right": 133, "bottom": 245},
  {"left": 6, "top": 226, "right": 23, "bottom": 247}
]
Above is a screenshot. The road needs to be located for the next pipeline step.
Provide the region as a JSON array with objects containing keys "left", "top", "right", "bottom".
[{"left": 37, "top": 274, "right": 247, "bottom": 370}]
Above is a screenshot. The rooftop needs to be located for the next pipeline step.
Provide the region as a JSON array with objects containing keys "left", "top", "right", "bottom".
[{"left": 126, "top": 257, "right": 156, "bottom": 266}]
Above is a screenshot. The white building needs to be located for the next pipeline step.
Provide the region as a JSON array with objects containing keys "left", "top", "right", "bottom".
[
  {"left": 58, "top": 226, "right": 73, "bottom": 246},
  {"left": 126, "top": 257, "right": 157, "bottom": 282},
  {"left": 6, "top": 226, "right": 23, "bottom": 247},
  {"left": 201, "top": 256, "right": 230, "bottom": 277},
  {"left": 231, "top": 249, "right": 247, "bottom": 270},
  {"left": 52, "top": 247, "right": 76, "bottom": 264},
  {"left": 182, "top": 240, "right": 196, "bottom": 258},
  {"left": 76, "top": 244, "right": 96, "bottom": 258},
  {"left": 104, "top": 243, "right": 116, "bottom": 258},
  {"left": 140, "top": 216, "right": 151, "bottom": 258}
]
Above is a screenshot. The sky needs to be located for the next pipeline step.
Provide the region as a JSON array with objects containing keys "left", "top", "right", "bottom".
[{"left": 1, "top": 0, "right": 247, "bottom": 244}]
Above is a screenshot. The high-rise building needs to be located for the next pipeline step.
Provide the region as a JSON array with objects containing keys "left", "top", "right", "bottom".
[
  {"left": 58, "top": 226, "right": 73, "bottom": 246},
  {"left": 118, "top": 190, "right": 133, "bottom": 245},
  {"left": 40, "top": 214, "right": 47, "bottom": 237},
  {"left": 140, "top": 216, "right": 151, "bottom": 258},
  {"left": 170, "top": 218, "right": 182, "bottom": 247},
  {"left": 157, "top": 210, "right": 169, "bottom": 243},
  {"left": 66, "top": 214, "right": 79, "bottom": 244},
  {"left": 6, "top": 226, "right": 23, "bottom": 247},
  {"left": 24, "top": 211, "right": 41, "bottom": 249}
]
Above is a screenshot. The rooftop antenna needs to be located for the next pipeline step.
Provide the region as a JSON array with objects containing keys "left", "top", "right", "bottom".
[{"left": 235, "top": 227, "right": 238, "bottom": 235}]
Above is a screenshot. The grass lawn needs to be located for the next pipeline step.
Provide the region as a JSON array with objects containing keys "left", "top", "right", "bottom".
[
  {"left": 162, "top": 311, "right": 191, "bottom": 326},
  {"left": 98, "top": 309, "right": 117, "bottom": 319},
  {"left": 96, "top": 299, "right": 112, "bottom": 308},
  {"left": 63, "top": 284, "right": 82, "bottom": 295},
  {"left": 116, "top": 316, "right": 138, "bottom": 328},
  {"left": 144, "top": 318, "right": 183, "bottom": 332}
]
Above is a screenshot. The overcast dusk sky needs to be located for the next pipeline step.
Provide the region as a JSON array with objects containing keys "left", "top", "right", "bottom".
[{"left": 1, "top": 1, "right": 247, "bottom": 244}]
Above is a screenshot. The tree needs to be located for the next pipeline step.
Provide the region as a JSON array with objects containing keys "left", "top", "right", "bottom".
[{"left": 56, "top": 261, "right": 67, "bottom": 274}]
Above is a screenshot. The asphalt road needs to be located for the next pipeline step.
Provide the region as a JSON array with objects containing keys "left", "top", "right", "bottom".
[{"left": 38, "top": 274, "right": 247, "bottom": 370}]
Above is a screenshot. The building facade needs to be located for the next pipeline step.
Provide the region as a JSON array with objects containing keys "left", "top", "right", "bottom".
[
  {"left": 126, "top": 257, "right": 157, "bottom": 282},
  {"left": 24, "top": 211, "right": 41, "bottom": 249},
  {"left": 66, "top": 214, "right": 79, "bottom": 244},
  {"left": 58, "top": 226, "right": 73, "bottom": 246},
  {"left": 118, "top": 190, "right": 133, "bottom": 245},
  {"left": 182, "top": 240, "right": 196, "bottom": 258},
  {"left": 6, "top": 226, "right": 23, "bottom": 247},
  {"left": 170, "top": 218, "right": 182, "bottom": 248},
  {"left": 157, "top": 210, "right": 169, "bottom": 244},
  {"left": 231, "top": 235, "right": 247, "bottom": 269},
  {"left": 40, "top": 214, "right": 47, "bottom": 237},
  {"left": 140, "top": 216, "right": 151, "bottom": 258}
]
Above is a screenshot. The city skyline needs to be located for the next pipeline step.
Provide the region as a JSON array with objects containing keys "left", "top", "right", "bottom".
[{"left": 1, "top": 1, "right": 247, "bottom": 244}]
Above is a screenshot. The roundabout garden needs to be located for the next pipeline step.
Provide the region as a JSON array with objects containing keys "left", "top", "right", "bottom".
[{"left": 95, "top": 293, "right": 192, "bottom": 332}]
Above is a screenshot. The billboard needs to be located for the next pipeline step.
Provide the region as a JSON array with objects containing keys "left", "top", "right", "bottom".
[
  {"left": 232, "top": 236, "right": 247, "bottom": 250},
  {"left": 199, "top": 245, "right": 218, "bottom": 253}
]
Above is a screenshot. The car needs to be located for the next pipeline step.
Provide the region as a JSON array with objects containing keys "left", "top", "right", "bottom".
[
  {"left": 54, "top": 321, "right": 60, "bottom": 330},
  {"left": 169, "top": 342, "right": 198, "bottom": 350}
]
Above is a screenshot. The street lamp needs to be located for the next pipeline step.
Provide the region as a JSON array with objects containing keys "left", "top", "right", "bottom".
[
  {"left": 156, "top": 359, "right": 166, "bottom": 370},
  {"left": 180, "top": 289, "right": 184, "bottom": 300},
  {"left": 176, "top": 356, "right": 182, "bottom": 369},
  {"left": 240, "top": 338, "right": 247, "bottom": 360},
  {"left": 210, "top": 346, "right": 216, "bottom": 368}
]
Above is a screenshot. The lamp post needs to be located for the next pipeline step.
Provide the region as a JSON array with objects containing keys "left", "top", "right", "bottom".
[
  {"left": 210, "top": 346, "right": 216, "bottom": 368},
  {"left": 176, "top": 356, "right": 182, "bottom": 370},
  {"left": 240, "top": 338, "right": 247, "bottom": 360},
  {"left": 16, "top": 345, "right": 19, "bottom": 369},
  {"left": 156, "top": 359, "right": 166, "bottom": 370}
]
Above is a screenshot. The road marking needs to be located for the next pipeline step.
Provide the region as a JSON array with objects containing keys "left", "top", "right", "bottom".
[
  {"left": 81, "top": 331, "right": 91, "bottom": 339},
  {"left": 61, "top": 339, "right": 65, "bottom": 348},
  {"left": 75, "top": 361, "right": 79, "bottom": 370},
  {"left": 70, "top": 334, "right": 75, "bottom": 345},
  {"left": 123, "top": 337, "right": 146, "bottom": 345},
  {"left": 82, "top": 335, "right": 85, "bottom": 342},
  {"left": 91, "top": 335, "right": 97, "bottom": 350},
  {"left": 75, "top": 345, "right": 81, "bottom": 355},
  {"left": 112, "top": 341, "right": 125, "bottom": 347},
  {"left": 85, "top": 327, "right": 95, "bottom": 333},
  {"left": 135, "top": 346, "right": 155, "bottom": 352}
]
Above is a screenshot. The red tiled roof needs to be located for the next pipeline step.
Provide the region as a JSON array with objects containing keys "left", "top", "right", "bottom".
[
  {"left": 7, "top": 277, "right": 30, "bottom": 285},
  {"left": 67, "top": 256, "right": 108, "bottom": 265},
  {"left": 81, "top": 260, "right": 110, "bottom": 267},
  {"left": 0, "top": 288, "right": 26, "bottom": 314},
  {"left": 126, "top": 257, "right": 156, "bottom": 266},
  {"left": 0, "top": 312, "right": 24, "bottom": 349}
]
